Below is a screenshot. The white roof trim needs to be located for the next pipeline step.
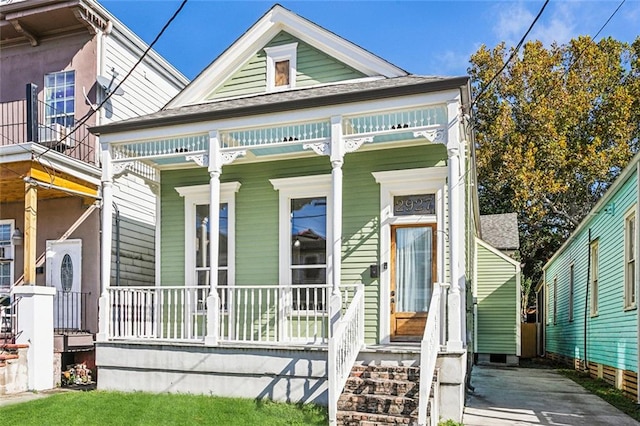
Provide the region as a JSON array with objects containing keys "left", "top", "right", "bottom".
[{"left": 167, "top": 5, "right": 407, "bottom": 108}]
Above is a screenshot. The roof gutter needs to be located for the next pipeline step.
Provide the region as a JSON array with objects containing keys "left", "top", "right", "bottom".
[{"left": 91, "top": 76, "right": 469, "bottom": 135}]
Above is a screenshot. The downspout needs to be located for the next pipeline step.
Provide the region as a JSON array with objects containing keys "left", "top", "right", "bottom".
[
  {"left": 584, "top": 228, "right": 591, "bottom": 372},
  {"left": 112, "top": 202, "right": 120, "bottom": 286}
]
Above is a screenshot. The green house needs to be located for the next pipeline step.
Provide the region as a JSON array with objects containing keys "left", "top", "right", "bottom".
[
  {"left": 543, "top": 152, "right": 640, "bottom": 401},
  {"left": 89, "top": 5, "right": 515, "bottom": 424}
]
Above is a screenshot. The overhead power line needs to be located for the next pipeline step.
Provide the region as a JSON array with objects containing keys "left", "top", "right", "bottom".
[
  {"left": 36, "top": 0, "right": 189, "bottom": 160},
  {"left": 471, "top": 0, "right": 550, "bottom": 109}
]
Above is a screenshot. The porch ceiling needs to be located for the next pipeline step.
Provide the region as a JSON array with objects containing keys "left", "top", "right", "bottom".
[{"left": 0, "top": 160, "right": 98, "bottom": 203}]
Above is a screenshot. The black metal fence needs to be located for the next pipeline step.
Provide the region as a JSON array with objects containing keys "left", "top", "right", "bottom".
[
  {"left": 54, "top": 290, "right": 91, "bottom": 333},
  {"left": 0, "top": 296, "right": 20, "bottom": 345}
]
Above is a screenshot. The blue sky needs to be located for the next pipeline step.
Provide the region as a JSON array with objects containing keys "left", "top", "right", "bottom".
[{"left": 101, "top": 1, "right": 640, "bottom": 80}]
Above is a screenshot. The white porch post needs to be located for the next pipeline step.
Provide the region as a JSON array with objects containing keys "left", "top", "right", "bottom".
[
  {"left": 205, "top": 130, "right": 221, "bottom": 346},
  {"left": 328, "top": 115, "right": 344, "bottom": 426},
  {"left": 446, "top": 101, "right": 464, "bottom": 352},
  {"left": 97, "top": 141, "right": 113, "bottom": 342}
]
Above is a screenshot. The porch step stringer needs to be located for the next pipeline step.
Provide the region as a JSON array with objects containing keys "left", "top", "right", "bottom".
[{"left": 336, "top": 363, "right": 438, "bottom": 425}]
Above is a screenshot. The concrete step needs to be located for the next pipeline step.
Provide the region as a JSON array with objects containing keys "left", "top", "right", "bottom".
[{"left": 343, "top": 376, "right": 418, "bottom": 397}]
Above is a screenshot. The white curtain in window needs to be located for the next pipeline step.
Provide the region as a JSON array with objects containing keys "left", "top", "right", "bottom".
[{"left": 396, "top": 226, "right": 432, "bottom": 312}]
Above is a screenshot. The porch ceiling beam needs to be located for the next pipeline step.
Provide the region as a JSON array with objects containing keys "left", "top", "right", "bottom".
[{"left": 28, "top": 168, "right": 98, "bottom": 198}]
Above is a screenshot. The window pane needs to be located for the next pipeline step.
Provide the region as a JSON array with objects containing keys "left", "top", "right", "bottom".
[
  {"left": 219, "top": 203, "right": 228, "bottom": 267},
  {"left": 275, "top": 60, "right": 290, "bottom": 86},
  {"left": 291, "top": 197, "right": 326, "bottom": 266},
  {"left": 195, "top": 205, "right": 209, "bottom": 268},
  {"left": 0, "top": 225, "right": 10, "bottom": 242}
]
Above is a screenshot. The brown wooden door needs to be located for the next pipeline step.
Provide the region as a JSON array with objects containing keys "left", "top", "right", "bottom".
[{"left": 390, "top": 224, "right": 437, "bottom": 341}]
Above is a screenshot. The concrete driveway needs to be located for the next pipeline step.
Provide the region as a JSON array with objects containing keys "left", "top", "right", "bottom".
[{"left": 463, "top": 365, "right": 639, "bottom": 425}]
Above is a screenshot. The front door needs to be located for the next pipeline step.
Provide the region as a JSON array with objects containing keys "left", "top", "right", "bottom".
[
  {"left": 46, "top": 239, "right": 82, "bottom": 330},
  {"left": 390, "top": 225, "right": 436, "bottom": 341}
]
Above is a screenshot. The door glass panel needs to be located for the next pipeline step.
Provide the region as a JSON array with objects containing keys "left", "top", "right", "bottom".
[{"left": 395, "top": 226, "right": 433, "bottom": 312}]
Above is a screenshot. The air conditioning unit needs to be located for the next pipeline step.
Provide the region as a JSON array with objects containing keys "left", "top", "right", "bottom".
[
  {"left": 0, "top": 246, "right": 12, "bottom": 261},
  {"left": 37, "top": 124, "right": 74, "bottom": 148}
]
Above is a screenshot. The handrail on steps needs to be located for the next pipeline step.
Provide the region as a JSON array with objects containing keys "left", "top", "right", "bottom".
[
  {"left": 328, "top": 283, "right": 365, "bottom": 425},
  {"left": 418, "top": 283, "right": 444, "bottom": 426}
]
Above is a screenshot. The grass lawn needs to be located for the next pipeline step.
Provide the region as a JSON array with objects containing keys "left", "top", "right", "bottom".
[{"left": 0, "top": 391, "right": 328, "bottom": 425}]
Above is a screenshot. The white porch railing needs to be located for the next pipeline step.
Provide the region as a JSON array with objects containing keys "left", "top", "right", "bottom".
[
  {"left": 418, "top": 283, "right": 444, "bottom": 426},
  {"left": 106, "top": 284, "right": 360, "bottom": 344},
  {"left": 328, "top": 284, "right": 365, "bottom": 425}
]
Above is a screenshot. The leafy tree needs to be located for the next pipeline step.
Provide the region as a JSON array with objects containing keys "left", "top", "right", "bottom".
[{"left": 469, "top": 36, "right": 640, "bottom": 283}]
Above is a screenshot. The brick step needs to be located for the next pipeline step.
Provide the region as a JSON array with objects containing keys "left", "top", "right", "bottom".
[
  {"left": 337, "top": 410, "right": 418, "bottom": 425},
  {"left": 343, "top": 376, "right": 418, "bottom": 397},
  {"left": 351, "top": 365, "right": 420, "bottom": 382},
  {"left": 1, "top": 343, "right": 28, "bottom": 351},
  {"left": 0, "top": 354, "right": 18, "bottom": 361},
  {"left": 337, "top": 394, "right": 418, "bottom": 417}
]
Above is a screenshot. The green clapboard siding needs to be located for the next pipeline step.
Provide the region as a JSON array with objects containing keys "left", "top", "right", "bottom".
[
  {"left": 207, "top": 31, "right": 367, "bottom": 100},
  {"left": 545, "top": 171, "right": 638, "bottom": 373},
  {"left": 160, "top": 144, "right": 447, "bottom": 344},
  {"left": 476, "top": 241, "right": 518, "bottom": 354}
]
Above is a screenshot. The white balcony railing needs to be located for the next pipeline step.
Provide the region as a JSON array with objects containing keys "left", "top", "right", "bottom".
[{"left": 106, "top": 284, "right": 360, "bottom": 344}]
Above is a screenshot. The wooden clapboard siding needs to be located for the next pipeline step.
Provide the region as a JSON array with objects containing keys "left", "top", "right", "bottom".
[
  {"left": 545, "top": 171, "right": 638, "bottom": 373},
  {"left": 475, "top": 241, "right": 519, "bottom": 354},
  {"left": 160, "top": 144, "right": 446, "bottom": 343},
  {"left": 208, "top": 31, "right": 366, "bottom": 100},
  {"left": 103, "top": 35, "right": 184, "bottom": 121}
]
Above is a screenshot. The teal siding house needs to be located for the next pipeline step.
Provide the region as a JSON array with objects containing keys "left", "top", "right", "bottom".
[
  {"left": 87, "top": 5, "right": 506, "bottom": 424},
  {"left": 544, "top": 153, "right": 640, "bottom": 400}
]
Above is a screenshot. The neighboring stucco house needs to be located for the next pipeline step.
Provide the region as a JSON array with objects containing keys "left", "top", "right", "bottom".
[
  {"left": 90, "top": 5, "right": 494, "bottom": 424},
  {"left": 543, "top": 152, "right": 640, "bottom": 401},
  {"left": 475, "top": 213, "right": 521, "bottom": 365},
  {"left": 0, "top": 0, "right": 187, "bottom": 390}
]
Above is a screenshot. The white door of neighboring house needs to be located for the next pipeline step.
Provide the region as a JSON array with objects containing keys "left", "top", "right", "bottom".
[{"left": 46, "top": 239, "right": 82, "bottom": 330}]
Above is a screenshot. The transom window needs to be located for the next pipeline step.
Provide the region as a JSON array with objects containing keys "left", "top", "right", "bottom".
[{"left": 45, "top": 70, "right": 75, "bottom": 127}]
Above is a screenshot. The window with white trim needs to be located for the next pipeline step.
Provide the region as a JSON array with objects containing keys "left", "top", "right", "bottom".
[
  {"left": 45, "top": 70, "right": 75, "bottom": 127},
  {"left": 553, "top": 276, "right": 557, "bottom": 325},
  {"left": 590, "top": 239, "right": 599, "bottom": 316},
  {"left": 0, "top": 220, "right": 14, "bottom": 291},
  {"left": 625, "top": 207, "right": 636, "bottom": 309},
  {"left": 271, "top": 175, "right": 332, "bottom": 312},
  {"left": 176, "top": 183, "right": 240, "bottom": 309},
  {"left": 264, "top": 43, "right": 297, "bottom": 92},
  {"left": 569, "top": 263, "right": 574, "bottom": 322}
]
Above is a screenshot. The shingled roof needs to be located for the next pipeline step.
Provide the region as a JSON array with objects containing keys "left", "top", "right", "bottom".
[
  {"left": 91, "top": 75, "right": 468, "bottom": 134},
  {"left": 480, "top": 213, "right": 520, "bottom": 251}
]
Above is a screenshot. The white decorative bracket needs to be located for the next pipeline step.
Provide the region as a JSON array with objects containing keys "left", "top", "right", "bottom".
[
  {"left": 344, "top": 137, "right": 373, "bottom": 153},
  {"left": 186, "top": 154, "right": 208, "bottom": 167},
  {"left": 220, "top": 150, "right": 246, "bottom": 165},
  {"left": 303, "top": 142, "right": 330, "bottom": 156},
  {"left": 112, "top": 162, "right": 131, "bottom": 177},
  {"left": 414, "top": 128, "right": 445, "bottom": 144}
]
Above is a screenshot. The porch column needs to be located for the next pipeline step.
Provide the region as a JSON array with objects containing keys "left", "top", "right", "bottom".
[
  {"left": 97, "top": 142, "right": 113, "bottom": 342},
  {"left": 446, "top": 109, "right": 464, "bottom": 352},
  {"left": 205, "top": 130, "right": 221, "bottom": 346},
  {"left": 329, "top": 116, "right": 345, "bottom": 332},
  {"left": 23, "top": 181, "right": 37, "bottom": 285}
]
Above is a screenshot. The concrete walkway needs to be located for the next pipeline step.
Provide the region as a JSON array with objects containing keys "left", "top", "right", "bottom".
[
  {"left": 0, "top": 388, "right": 72, "bottom": 408},
  {"left": 463, "top": 365, "right": 639, "bottom": 425}
]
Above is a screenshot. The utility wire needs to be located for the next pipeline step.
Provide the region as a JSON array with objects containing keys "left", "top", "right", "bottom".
[
  {"left": 471, "top": 0, "right": 549, "bottom": 109},
  {"left": 35, "top": 0, "right": 188, "bottom": 160}
]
